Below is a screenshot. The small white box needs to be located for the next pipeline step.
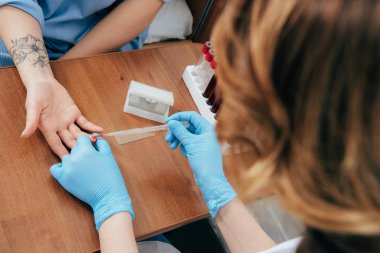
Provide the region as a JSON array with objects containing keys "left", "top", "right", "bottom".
[{"left": 124, "top": 80, "right": 174, "bottom": 123}]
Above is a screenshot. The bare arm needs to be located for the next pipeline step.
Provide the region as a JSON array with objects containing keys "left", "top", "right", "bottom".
[
  {"left": 99, "top": 212, "right": 138, "bottom": 253},
  {"left": 62, "top": 0, "right": 163, "bottom": 59},
  {"left": 0, "top": 6, "right": 102, "bottom": 158},
  {"left": 216, "top": 198, "right": 276, "bottom": 253},
  {"left": 166, "top": 112, "right": 275, "bottom": 253},
  {"left": 0, "top": 6, "right": 52, "bottom": 86}
]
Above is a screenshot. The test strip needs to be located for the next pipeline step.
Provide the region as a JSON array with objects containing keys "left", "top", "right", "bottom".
[
  {"left": 114, "top": 132, "right": 156, "bottom": 145},
  {"left": 103, "top": 121, "right": 190, "bottom": 138}
]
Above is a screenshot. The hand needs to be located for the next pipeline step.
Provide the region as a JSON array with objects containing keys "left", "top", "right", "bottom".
[
  {"left": 50, "top": 135, "right": 133, "bottom": 230},
  {"left": 165, "top": 111, "right": 236, "bottom": 218},
  {"left": 21, "top": 79, "right": 103, "bottom": 158}
]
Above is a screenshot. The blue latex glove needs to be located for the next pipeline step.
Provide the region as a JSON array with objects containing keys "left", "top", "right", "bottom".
[
  {"left": 50, "top": 135, "right": 133, "bottom": 231},
  {"left": 165, "top": 111, "right": 236, "bottom": 218}
]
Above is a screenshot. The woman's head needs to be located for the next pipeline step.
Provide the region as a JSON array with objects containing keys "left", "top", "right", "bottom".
[{"left": 213, "top": 0, "right": 380, "bottom": 249}]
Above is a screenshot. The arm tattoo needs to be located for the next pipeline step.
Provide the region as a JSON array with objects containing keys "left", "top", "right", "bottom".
[{"left": 10, "top": 34, "right": 49, "bottom": 67}]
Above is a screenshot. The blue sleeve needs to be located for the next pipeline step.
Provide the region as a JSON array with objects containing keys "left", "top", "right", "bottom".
[{"left": 0, "top": 0, "right": 44, "bottom": 29}]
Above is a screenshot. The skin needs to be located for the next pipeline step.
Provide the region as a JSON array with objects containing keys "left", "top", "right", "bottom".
[
  {"left": 98, "top": 199, "right": 275, "bottom": 253},
  {"left": 1, "top": 2, "right": 276, "bottom": 251},
  {"left": 99, "top": 212, "right": 138, "bottom": 253},
  {"left": 0, "top": 0, "right": 164, "bottom": 157},
  {"left": 0, "top": 6, "right": 103, "bottom": 158},
  {"left": 216, "top": 198, "right": 276, "bottom": 252},
  {"left": 62, "top": 0, "right": 164, "bottom": 59}
]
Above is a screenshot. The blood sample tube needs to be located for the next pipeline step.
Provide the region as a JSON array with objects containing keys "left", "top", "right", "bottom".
[
  {"left": 197, "top": 52, "right": 215, "bottom": 92},
  {"left": 192, "top": 41, "right": 212, "bottom": 76},
  {"left": 203, "top": 75, "right": 217, "bottom": 98},
  {"left": 214, "top": 110, "right": 220, "bottom": 120},
  {"left": 207, "top": 89, "right": 216, "bottom": 105},
  {"left": 194, "top": 51, "right": 212, "bottom": 84},
  {"left": 211, "top": 95, "right": 222, "bottom": 113}
]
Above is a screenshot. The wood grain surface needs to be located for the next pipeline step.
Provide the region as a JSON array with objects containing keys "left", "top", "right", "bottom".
[{"left": 0, "top": 43, "right": 210, "bottom": 252}]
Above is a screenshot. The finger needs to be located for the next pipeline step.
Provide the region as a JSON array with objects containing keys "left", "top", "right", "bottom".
[
  {"left": 95, "top": 137, "right": 112, "bottom": 154},
  {"left": 167, "top": 111, "right": 196, "bottom": 122},
  {"left": 62, "top": 154, "right": 71, "bottom": 165},
  {"left": 165, "top": 131, "right": 176, "bottom": 143},
  {"left": 43, "top": 131, "right": 69, "bottom": 158},
  {"left": 167, "top": 111, "right": 212, "bottom": 134},
  {"left": 68, "top": 124, "right": 95, "bottom": 142},
  {"left": 21, "top": 104, "right": 42, "bottom": 138},
  {"left": 188, "top": 124, "right": 196, "bottom": 134},
  {"left": 57, "top": 129, "right": 76, "bottom": 149},
  {"left": 76, "top": 115, "right": 103, "bottom": 132},
  {"left": 50, "top": 163, "right": 64, "bottom": 180},
  {"left": 76, "top": 135, "right": 93, "bottom": 148},
  {"left": 167, "top": 120, "right": 193, "bottom": 145},
  {"left": 68, "top": 124, "right": 82, "bottom": 139},
  {"left": 170, "top": 139, "right": 180, "bottom": 150},
  {"left": 180, "top": 144, "right": 188, "bottom": 157},
  {"left": 166, "top": 111, "right": 204, "bottom": 128}
]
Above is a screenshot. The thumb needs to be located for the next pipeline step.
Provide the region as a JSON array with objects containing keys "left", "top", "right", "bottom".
[
  {"left": 95, "top": 137, "right": 112, "bottom": 154},
  {"left": 50, "top": 163, "right": 64, "bottom": 181},
  {"left": 21, "top": 104, "right": 42, "bottom": 138},
  {"left": 167, "top": 120, "right": 192, "bottom": 145}
]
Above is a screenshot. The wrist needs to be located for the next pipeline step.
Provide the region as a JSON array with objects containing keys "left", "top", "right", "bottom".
[
  {"left": 93, "top": 193, "right": 134, "bottom": 231},
  {"left": 19, "top": 66, "right": 55, "bottom": 89},
  {"left": 215, "top": 197, "right": 239, "bottom": 220},
  {"left": 197, "top": 177, "right": 237, "bottom": 218},
  {"left": 23, "top": 76, "right": 57, "bottom": 90},
  {"left": 98, "top": 211, "right": 133, "bottom": 233}
]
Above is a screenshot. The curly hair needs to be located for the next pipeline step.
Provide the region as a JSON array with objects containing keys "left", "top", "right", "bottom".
[{"left": 212, "top": 0, "right": 380, "bottom": 251}]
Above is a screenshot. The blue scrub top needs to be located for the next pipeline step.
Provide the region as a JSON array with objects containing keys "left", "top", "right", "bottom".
[{"left": 0, "top": 0, "right": 170, "bottom": 65}]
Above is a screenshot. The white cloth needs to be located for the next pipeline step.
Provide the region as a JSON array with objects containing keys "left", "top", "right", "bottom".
[
  {"left": 260, "top": 237, "right": 302, "bottom": 253},
  {"left": 137, "top": 241, "right": 181, "bottom": 253},
  {"left": 145, "top": 0, "right": 193, "bottom": 44}
]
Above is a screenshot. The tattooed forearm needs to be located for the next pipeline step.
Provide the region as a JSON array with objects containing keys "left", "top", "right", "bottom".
[{"left": 10, "top": 34, "right": 49, "bottom": 67}]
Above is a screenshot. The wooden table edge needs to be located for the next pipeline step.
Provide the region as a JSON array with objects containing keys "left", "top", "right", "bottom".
[
  {"left": 90, "top": 213, "right": 210, "bottom": 253},
  {"left": 0, "top": 42, "right": 201, "bottom": 70}
]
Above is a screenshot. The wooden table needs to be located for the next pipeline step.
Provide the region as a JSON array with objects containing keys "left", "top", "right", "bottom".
[{"left": 0, "top": 43, "right": 211, "bottom": 252}]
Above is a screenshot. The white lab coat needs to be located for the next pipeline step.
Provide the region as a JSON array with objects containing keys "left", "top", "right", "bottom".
[{"left": 137, "top": 237, "right": 302, "bottom": 253}]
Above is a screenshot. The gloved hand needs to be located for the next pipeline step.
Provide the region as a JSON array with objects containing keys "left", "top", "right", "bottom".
[
  {"left": 165, "top": 111, "right": 236, "bottom": 218},
  {"left": 50, "top": 135, "right": 133, "bottom": 231}
]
